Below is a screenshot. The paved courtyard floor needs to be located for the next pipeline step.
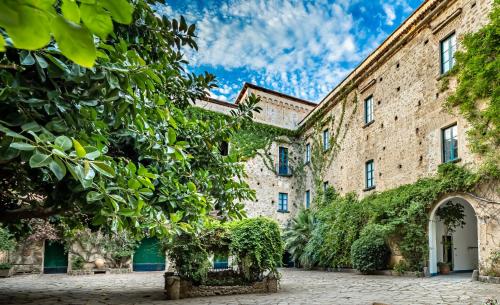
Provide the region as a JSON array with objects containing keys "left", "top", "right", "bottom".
[{"left": 0, "top": 268, "right": 498, "bottom": 305}]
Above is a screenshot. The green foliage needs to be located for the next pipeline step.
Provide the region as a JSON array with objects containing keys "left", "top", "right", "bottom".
[
  {"left": 0, "top": 1, "right": 257, "bottom": 237},
  {"left": 287, "top": 163, "right": 484, "bottom": 271},
  {"left": 393, "top": 260, "right": 410, "bottom": 274},
  {"left": 0, "top": 0, "right": 134, "bottom": 66},
  {"left": 436, "top": 201, "right": 466, "bottom": 236},
  {"left": 165, "top": 231, "right": 211, "bottom": 285},
  {"left": 283, "top": 209, "right": 316, "bottom": 268},
  {"left": 350, "top": 227, "right": 390, "bottom": 273},
  {"left": 0, "top": 263, "right": 12, "bottom": 269},
  {"left": 71, "top": 256, "right": 85, "bottom": 270},
  {"left": 187, "top": 102, "right": 295, "bottom": 173},
  {"left": 229, "top": 217, "right": 284, "bottom": 281},
  {"left": 0, "top": 226, "right": 16, "bottom": 252},
  {"left": 445, "top": 0, "right": 500, "bottom": 164}
]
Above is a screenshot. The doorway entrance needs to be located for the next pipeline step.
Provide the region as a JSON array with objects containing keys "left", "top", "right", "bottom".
[{"left": 428, "top": 196, "right": 479, "bottom": 275}]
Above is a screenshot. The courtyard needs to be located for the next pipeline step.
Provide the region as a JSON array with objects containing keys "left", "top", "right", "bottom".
[{"left": 0, "top": 269, "right": 498, "bottom": 305}]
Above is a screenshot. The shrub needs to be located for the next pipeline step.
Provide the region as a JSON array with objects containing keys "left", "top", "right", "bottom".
[
  {"left": 71, "top": 256, "right": 85, "bottom": 270},
  {"left": 393, "top": 260, "right": 410, "bottom": 274},
  {"left": 229, "top": 217, "right": 284, "bottom": 281},
  {"left": 351, "top": 226, "right": 390, "bottom": 273},
  {"left": 0, "top": 226, "right": 16, "bottom": 252},
  {"left": 283, "top": 209, "right": 316, "bottom": 268},
  {"left": 0, "top": 263, "right": 12, "bottom": 270},
  {"left": 165, "top": 232, "right": 211, "bottom": 285}
]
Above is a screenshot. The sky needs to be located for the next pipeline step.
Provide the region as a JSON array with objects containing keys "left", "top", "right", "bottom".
[{"left": 157, "top": 0, "right": 424, "bottom": 103}]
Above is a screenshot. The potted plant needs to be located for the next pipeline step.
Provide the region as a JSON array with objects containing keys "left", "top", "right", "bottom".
[
  {"left": 0, "top": 263, "right": 13, "bottom": 277},
  {"left": 436, "top": 201, "right": 466, "bottom": 275}
]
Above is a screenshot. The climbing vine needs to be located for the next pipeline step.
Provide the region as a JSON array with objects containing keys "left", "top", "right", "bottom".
[
  {"left": 442, "top": 0, "right": 499, "bottom": 166},
  {"left": 289, "top": 163, "right": 492, "bottom": 271}
]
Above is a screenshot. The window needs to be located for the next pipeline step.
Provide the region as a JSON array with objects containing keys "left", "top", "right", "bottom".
[
  {"left": 219, "top": 141, "right": 229, "bottom": 156},
  {"left": 213, "top": 254, "right": 228, "bottom": 269},
  {"left": 365, "top": 160, "right": 375, "bottom": 189},
  {"left": 442, "top": 124, "right": 458, "bottom": 163},
  {"left": 364, "top": 96, "right": 374, "bottom": 124},
  {"left": 278, "top": 193, "right": 288, "bottom": 212},
  {"left": 323, "top": 181, "right": 328, "bottom": 192},
  {"left": 278, "top": 147, "right": 289, "bottom": 175},
  {"left": 323, "top": 129, "right": 329, "bottom": 151},
  {"left": 305, "top": 143, "right": 311, "bottom": 163},
  {"left": 305, "top": 190, "right": 311, "bottom": 209},
  {"left": 440, "top": 33, "right": 457, "bottom": 74}
]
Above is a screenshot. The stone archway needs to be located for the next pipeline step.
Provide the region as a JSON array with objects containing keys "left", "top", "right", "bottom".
[{"left": 428, "top": 194, "right": 479, "bottom": 275}]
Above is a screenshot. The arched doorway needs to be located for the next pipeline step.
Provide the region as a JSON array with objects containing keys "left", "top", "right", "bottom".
[{"left": 428, "top": 196, "right": 479, "bottom": 275}]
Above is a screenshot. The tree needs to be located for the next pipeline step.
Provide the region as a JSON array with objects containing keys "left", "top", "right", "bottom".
[
  {"left": 283, "top": 209, "right": 316, "bottom": 268},
  {"left": 0, "top": 0, "right": 258, "bottom": 237},
  {"left": 436, "top": 201, "right": 466, "bottom": 264}
]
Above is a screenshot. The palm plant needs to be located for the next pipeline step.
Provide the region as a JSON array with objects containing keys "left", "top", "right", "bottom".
[{"left": 284, "top": 209, "right": 316, "bottom": 268}]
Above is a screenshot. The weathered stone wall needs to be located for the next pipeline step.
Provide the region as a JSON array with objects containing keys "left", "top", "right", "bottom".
[
  {"left": 301, "top": 0, "right": 494, "bottom": 199},
  {"left": 10, "top": 240, "right": 43, "bottom": 274}
]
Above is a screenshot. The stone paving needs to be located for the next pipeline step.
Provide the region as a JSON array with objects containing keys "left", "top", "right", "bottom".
[{"left": 0, "top": 269, "right": 498, "bottom": 305}]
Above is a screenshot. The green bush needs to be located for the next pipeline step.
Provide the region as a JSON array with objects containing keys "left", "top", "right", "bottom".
[
  {"left": 71, "top": 256, "right": 85, "bottom": 270},
  {"left": 165, "top": 232, "right": 211, "bottom": 285},
  {"left": 229, "top": 217, "right": 284, "bottom": 281},
  {"left": 0, "top": 263, "right": 12, "bottom": 270},
  {"left": 0, "top": 226, "right": 16, "bottom": 252},
  {"left": 351, "top": 231, "right": 390, "bottom": 273}
]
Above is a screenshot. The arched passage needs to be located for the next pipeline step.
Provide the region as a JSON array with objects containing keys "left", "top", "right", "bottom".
[{"left": 428, "top": 195, "right": 479, "bottom": 275}]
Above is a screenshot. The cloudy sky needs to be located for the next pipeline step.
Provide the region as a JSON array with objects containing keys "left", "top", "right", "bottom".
[{"left": 158, "top": 0, "right": 423, "bottom": 103}]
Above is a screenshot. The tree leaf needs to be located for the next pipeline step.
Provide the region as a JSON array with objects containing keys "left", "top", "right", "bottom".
[
  {"left": 80, "top": 3, "right": 113, "bottom": 39},
  {"left": 55, "top": 135, "right": 72, "bottom": 151},
  {"left": 20, "top": 51, "right": 35, "bottom": 65},
  {"left": 29, "top": 153, "right": 52, "bottom": 168},
  {"left": 0, "top": 35, "right": 5, "bottom": 52},
  {"left": 187, "top": 181, "right": 196, "bottom": 192},
  {"left": 72, "top": 138, "right": 86, "bottom": 157},
  {"left": 51, "top": 16, "right": 96, "bottom": 67},
  {"left": 101, "top": 0, "right": 133, "bottom": 24},
  {"left": 167, "top": 127, "right": 176, "bottom": 144},
  {"left": 4, "top": 4, "right": 51, "bottom": 50},
  {"left": 86, "top": 191, "right": 103, "bottom": 202},
  {"left": 49, "top": 157, "right": 67, "bottom": 180},
  {"left": 91, "top": 161, "right": 115, "bottom": 177},
  {"left": 61, "top": 0, "right": 80, "bottom": 24},
  {"left": 10, "top": 142, "right": 35, "bottom": 151}
]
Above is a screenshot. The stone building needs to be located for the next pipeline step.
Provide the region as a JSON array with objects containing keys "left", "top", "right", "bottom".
[
  {"left": 5, "top": 0, "right": 498, "bottom": 277},
  {"left": 201, "top": 0, "right": 499, "bottom": 276}
]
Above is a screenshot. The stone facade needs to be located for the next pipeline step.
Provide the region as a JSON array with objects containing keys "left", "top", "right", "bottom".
[{"left": 200, "top": 0, "right": 500, "bottom": 274}]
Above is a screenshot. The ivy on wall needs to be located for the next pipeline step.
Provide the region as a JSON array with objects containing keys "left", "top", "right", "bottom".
[
  {"left": 443, "top": 0, "right": 499, "bottom": 166},
  {"left": 291, "top": 163, "right": 493, "bottom": 271}
]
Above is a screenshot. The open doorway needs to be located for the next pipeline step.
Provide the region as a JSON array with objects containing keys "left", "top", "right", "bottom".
[{"left": 428, "top": 196, "right": 478, "bottom": 275}]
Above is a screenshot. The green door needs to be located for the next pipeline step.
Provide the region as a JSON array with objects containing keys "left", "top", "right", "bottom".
[
  {"left": 43, "top": 240, "right": 68, "bottom": 274},
  {"left": 133, "top": 237, "right": 165, "bottom": 271}
]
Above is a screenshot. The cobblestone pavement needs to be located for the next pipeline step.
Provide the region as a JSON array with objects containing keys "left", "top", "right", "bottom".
[{"left": 0, "top": 269, "right": 499, "bottom": 305}]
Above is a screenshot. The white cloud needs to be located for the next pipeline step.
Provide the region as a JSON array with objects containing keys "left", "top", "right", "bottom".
[
  {"left": 382, "top": 4, "right": 396, "bottom": 26},
  {"left": 158, "top": 0, "right": 418, "bottom": 102}
]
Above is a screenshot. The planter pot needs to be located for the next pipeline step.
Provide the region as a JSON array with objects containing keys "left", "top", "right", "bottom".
[
  {"left": 0, "top": 268, "right": 13, "bottom": 278},
  {"left": 439, "top": 264, "right": 450, "bottom": 275},
  {"left": 94, "top": 258, "right": 105, "bottom": 269}
]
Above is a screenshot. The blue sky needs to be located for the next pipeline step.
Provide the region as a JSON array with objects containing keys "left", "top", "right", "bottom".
[{"left": 157, "top": 0, "right": 423, "bottom": 103}]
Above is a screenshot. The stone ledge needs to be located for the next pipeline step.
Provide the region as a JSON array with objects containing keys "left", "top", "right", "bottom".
[
  {"left": 478, "top": 275, "right": 500, "bottom": 284},
  {"left": 165, "top": 274, "right": 278, "bottom": 300},
  {"left": 68, "top": 268, "right": 131, "bottom": 276}
]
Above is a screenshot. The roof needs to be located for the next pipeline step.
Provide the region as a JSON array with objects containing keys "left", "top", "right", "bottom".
[
  {"left": 234, "top": 82, "right": 317, "bottom": 107},
  {"left": 200, "top": 97, "right": 238, "bottom": 109}
]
